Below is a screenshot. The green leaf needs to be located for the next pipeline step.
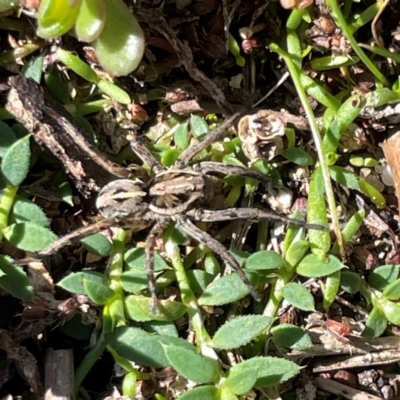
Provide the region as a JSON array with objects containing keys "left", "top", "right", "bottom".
[
  {"left": 10, "top": 196, "right": 49, "bottom": 227},
  {"left": 198, "top": 273, "right": 251, "bottom": 306},
  {"left": 340, "top": 270, "right": 362, "bottom": 294},
  {"left": 323, "top": 271, "right": 341, "bottom": 309},
  {"left": 284, "top": 240, "right": 309, "bottom": 267},
  {"left": 383, "top": 278, "right": 400, "bottom": 300},
  {"left": 190, "top": 114, "right": 209, "bottom": 138},
  {"left": 363, "top": 306, "right": 387, "bottom": 337},
  {"left": 186, "top": 269, "right": 214, "bottom": 293},
  {"left": 57, "top": 49, "right": 131, "bottom": 104},
  {"left": 161, "top": 149, "right": 180, "bottom": 166},
  {"left": 22, "top": 54, "right": 44, "bottom": 84},
  {"left": 368, "top": 265, "right": 399, "bottom": 291},
  {"left": 122, "top": 372, "right": 137, "bottom": 398},
  {"left": 92, "top": 0, "right": 145, "bottom": 76},
  {"left": 310, "top": 55, "right": 358, "bottom": 70},
  {"left": 224, "top": 366, "right": 257, "bottom": 395},
  {"left": 37, "top": 0, "right": 81, "bottom": 38},
  {"left": 107, "top": 326, "right": 196, "bottom": 368},
  {"left": 120, "top": 270, "right": 149, "bottom": 293},
  {"left": 164, "top": 345, "right": 218, "bottom": 384},
  {"left": 80, "top": 233, "right": 112, "bottom": 256},
  {"left": 83, "top": 273, "right": 114, "bottom": 304},
  {"left": 271, "top": 324, "right": 313, "bottom": 350},
  {"left": 329, "top": 166, "right": 360, "bottom": 190},
  {"left": 124, "top": 247, "right": 171, "bottom": 272},
  {"left": 281, "top": 148, "right": 314, "bottom": 166},
  {"left": 322, "top": 94, "right": 364, "bottom": 154},
  {"left": 75, "top": 0, "right": 106, "bottom": 42},
  {"left": 125, "top": 295, "right": 186, "bottom": 322},
  {"left": 3, "top": 222, "right": 58, "bottom": 252},
  {"left": 378, "top": 297, "right": 400, "bottom": 325},
  {"left": 245, "top": 250, "right": 286, "bottom": 271},
  {"left": 0, "top": 255, "right": 33, "bottom": 301},
  {"left": 307, "top": 167, "right": 330, "bottom": 254},
  {"left": 296, "top": 254, "right": 345, "bottom": 278},
  {"left": 174, "top": 122, "right": 189, "bottom": 150},
  {"left": 229, "top": 357, "right": 300, "bottom": 387},
  {"left": 57, "top": 271, "right": 87, "bottom": 294},
  {"left": 1, "top": 135, "right": 31, "bottom": 186},
  {"left": 213, "top": 315, "right": 274, "bottom": 350},
  {"left": 45, "top": 70, "right": 71, "bottom": 103},
  {"left": 143, "top": 320, "right": 178, "bottom": 337},
  {"left": 176, "top": 386, "right": 220, "bottom": 400},
  {"left": 364, "top": 88, "right": 400, "bottom": 108},
  {"left": 282, "top": 282, "right": 315, "bottom": 311},
  {"left": 0, "top": 121, "right": 16, "bottom": 157}
]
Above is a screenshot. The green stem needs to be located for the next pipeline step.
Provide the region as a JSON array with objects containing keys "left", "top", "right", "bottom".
[
  {"left": 269, "top": 43, "right": 344, "bottom": 256},
  {"left": 165, "top": 237, "right": 216, "bottom": 358},
  {"left": 263, "top": 269, "right": 293, "bottom": 318},
  {"left": 104, "top": 228, "right": 127, "bottom": 333},
  {"left": 0, "top": 183, "right": 18, "bottom": 239},
  {"left": 325, "top": 0, "right": 389, "bottom": 86},
  {"left": 74, "top": 334, "right": 107, "bottom": 398}
]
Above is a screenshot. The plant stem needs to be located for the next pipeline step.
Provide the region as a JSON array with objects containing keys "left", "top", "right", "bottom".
[
  {"left": 165, "top": 237, "right": 217, "bottom": 358},
  {"left": 0, "top": 183, "right": 18, "bottom": 239},
  {"left": 325, "top": 0, "right": 389, "bottom": 86},
  {"left": 269, "top": 43, "right": 344, "bottom": 257}
]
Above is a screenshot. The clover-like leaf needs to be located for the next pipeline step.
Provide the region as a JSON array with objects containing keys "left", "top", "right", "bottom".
[
  {"left": 1, "top": 135, "right": 30, "bottom": 186},
  {"left": 164, "top": 345, "right": 219, "bottom": 384},
  {"left": 124, "top": 247, "right": 171, "bottom": 272},
  {"left": 282, "top": 282, "right": 315, "bottom": 311},
  {"left": 271, "top": 324, "right": 313, "bottom": 350},
  {"left": 3, "top": 222, "right": 58, "bottom": 252},
  {"left": 213, "top": 315, "right": 274, "bottom": 350},
  {"left": 296, "top": 254, "right": 344, "bottom": 278}
]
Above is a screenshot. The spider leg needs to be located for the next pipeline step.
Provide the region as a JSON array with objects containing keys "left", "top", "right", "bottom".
[
  {"left": 38, "top": 218, "right": 121, "bottom": 257},
  {"left": 187, "top": 208, "right": 327, "bottom": 230},
  {"left": 145, "top": 220, "right": 169, "bottom": 311},
  {"left": 176, "top": 112, "right": 242, "bottom": 167},
  {"left": 192, "top": 161, "right": 271, "bottom": 186},
  {"left": 176, "top": 216, "right": 262, "bottom": 302},
  {"left": 128, "top": 134, "right": 163, "bottom": 173}
]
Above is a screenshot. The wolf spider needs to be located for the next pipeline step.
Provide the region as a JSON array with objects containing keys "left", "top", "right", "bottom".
[{"left": 37, "top": 112, "right": 324, "bottom": 305}]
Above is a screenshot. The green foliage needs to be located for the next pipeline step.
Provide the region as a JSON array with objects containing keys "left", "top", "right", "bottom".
[
  {"left": 0, "top": 255, "right": 33, "bottom": 301},
  {"left": 80, "top": 233, "right": 112, "bottom": 256},
  {"left": 37, "top": 0, "right": 144, "bottom": 77},
  {"left": 212, "top": 315, "right": 274, "bottom": 349},
  {"left": 282, "top": 282, "right": 315, "bottom": 311},
  {"left": 164, "top": 345, "right": 219, "bottom": 384},
  {"left": 271, "top": 324, "right": 313, "bottom": 350}
]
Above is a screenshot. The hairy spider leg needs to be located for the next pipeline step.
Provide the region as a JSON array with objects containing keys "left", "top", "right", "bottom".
[{"left": 177, "top": 216, "right": 262, "bottom": 302}]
